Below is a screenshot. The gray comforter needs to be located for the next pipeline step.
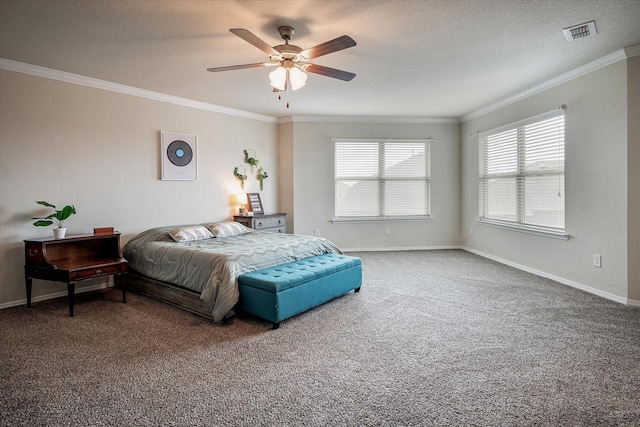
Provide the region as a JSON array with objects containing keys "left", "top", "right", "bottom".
[{"left": 122, "top": 225, "right": 342, "bottom": 321}]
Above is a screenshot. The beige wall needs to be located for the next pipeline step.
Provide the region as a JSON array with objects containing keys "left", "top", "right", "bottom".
[
  {"left": 1, "top": 52, "right": 637, "bottom": 308},
  {"left": 628, "top": 56, "right": 640, "bottom": 301},
  {"left": 277, "top": 121, "right": 295, "bottom": 232},
  {"left": 283, "top": 120, "right": 461, "bottom": 250},
  {"left": 0, "top": 70, "right": 278, "bottom": 306},
  {"left": 461, "top": 60, "right": 630, "bottom": 301}
]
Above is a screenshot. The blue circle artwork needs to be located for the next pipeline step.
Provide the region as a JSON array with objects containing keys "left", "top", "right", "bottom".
[{"left": 166, "top": 140, "right": 193, "bottom": 167}]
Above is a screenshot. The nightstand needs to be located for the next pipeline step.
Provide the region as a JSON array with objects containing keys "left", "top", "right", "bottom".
[{"left": 233, "top": 213, "right": 286, "bottom": 233}]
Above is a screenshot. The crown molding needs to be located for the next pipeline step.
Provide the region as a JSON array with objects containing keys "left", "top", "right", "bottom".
[
  {"left": 624, "top": 43, "right": 640, "bottom": 58},
  {"left": 278, "top": 115, "right": 459, "bottom": 124},
  {"left": 461, "top": 48, "right": 629, "bottom": 122},
  {"left": 4, "top": 43, "right": 636, "bottom": 128},
  {"left": 0, "top": 58, "right": 278, "bottom": 124}
]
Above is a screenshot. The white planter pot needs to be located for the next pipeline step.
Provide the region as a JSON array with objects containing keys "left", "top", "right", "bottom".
[{"left": 53, "top": 227, "right": 67, "bottom": 239}]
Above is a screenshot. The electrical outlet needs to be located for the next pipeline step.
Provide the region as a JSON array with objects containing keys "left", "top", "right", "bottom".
[
  {"left": 593, "top": 254, "right": 601, "bottom": 268},
  {"left": 314, "top": 229, "right": 320, "bottom": 237},
  {"left": 385, "top": 227, "right": 391, "bottom": 235}
]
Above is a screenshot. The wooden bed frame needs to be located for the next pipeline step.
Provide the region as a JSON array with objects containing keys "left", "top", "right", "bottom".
[{"left": 127, "top": 269, "right": 215, "bottom": 320}]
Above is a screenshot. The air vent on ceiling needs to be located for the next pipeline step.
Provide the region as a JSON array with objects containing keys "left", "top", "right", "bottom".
[{"left": 563, "top": 20, "right": 597, "bottom": 41}]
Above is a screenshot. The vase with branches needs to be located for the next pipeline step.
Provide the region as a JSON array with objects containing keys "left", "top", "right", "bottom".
[
  {"left": 257, "top": 166, "right": 268, "bottom": 191},
  {"left": 244, "top": 149, "right": 259, "bottom": 173}
]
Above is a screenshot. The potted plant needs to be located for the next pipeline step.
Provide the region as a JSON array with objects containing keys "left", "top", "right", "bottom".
[{"left": 32, "top": 201, "right": 77, "bottom": 239}]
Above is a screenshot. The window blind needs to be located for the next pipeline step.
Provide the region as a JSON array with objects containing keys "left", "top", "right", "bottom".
[
  {"left": 334, "top": 138, "right": 431, "bottom": 218},
  {"left": 479, "top": 111, "right": 565, "bottom": 231}
]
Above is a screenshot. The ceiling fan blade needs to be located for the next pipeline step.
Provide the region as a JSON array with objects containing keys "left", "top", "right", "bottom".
[
  {"left": 305, "top": 64, "right": 356, "bottom": 81},
  {"left": 300, "top": 35, "right": 356, "bottom": 59},
  {"left": 230, "top": 28, "right": 279, "bottom": 56},
  {"left": 207, "top": 63, "right": 274, "bottom": 72}
]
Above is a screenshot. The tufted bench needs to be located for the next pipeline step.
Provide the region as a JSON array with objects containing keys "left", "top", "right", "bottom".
[{"left": 237, "top": 253, "right": 362, "bottom": 329}]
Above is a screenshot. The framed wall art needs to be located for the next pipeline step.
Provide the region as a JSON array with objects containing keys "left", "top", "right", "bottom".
[
  {"left": 247, "top": 193, "right": 264, "bottom": 214},
  {"left": 161, "top": 131, "right": 197, "bottom": 180}
]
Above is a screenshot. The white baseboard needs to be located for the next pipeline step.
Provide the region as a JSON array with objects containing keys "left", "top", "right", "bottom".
[
  {"left": 627, "top": 299, "right": 640, "bottom": 307},
  {"left": 0, "top": 282, "right": 113, "bottom": 310},
  {"left": 461, "top": 246, "right": 632, "bottom": 306},
  {"left": 342, "top": 245, "right": 462, "bottom": 253},
  {"left": 344, "top": 245, "right": 638, "bottom": 307}
]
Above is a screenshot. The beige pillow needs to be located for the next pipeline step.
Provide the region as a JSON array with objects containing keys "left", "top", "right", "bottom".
[
  {"left": 168, "top": 225, "right": 214, "bottom": 242},
  {"left": 207, "top": 221, "right": 250, "bottom": 238}
]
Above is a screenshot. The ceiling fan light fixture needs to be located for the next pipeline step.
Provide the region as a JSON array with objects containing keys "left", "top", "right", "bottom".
[
  {"left": 209, "top": 27, "right": 356, "bottom": 107},
  {"left": 269, "top": 65, "right": 307, "bottom": 91},
  {"left": 269, "top": 67, "right": 287, "bottom": 90},
  {"left": 289, "top": 67, "right": 307, "bottom": 90}
]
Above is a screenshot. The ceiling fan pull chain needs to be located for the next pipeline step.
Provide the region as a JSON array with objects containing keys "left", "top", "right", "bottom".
[{"left": 286, "top": 70, "right": 291, "bottom": 108}]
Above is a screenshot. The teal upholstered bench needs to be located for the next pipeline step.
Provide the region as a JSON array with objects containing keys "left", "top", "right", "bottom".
[{"left": 237, "top": 253, "right": 362, "bottom": 329}]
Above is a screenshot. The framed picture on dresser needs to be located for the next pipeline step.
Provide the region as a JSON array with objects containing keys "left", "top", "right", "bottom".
[{"left": 247, "top": 193, "right": 263, "bottom": 214}]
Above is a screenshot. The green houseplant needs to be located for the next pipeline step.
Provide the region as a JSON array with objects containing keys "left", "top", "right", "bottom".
[{"left": 32, "top": 201, "right": 77, "bottom": 239}]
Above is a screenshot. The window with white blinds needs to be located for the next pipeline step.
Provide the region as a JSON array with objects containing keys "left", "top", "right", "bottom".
[
  {"left": 479, "top": 111, "right": 565, "bottom": 232},
  {"left": 334, "top": 138, "right": 431, "bottom": 219}
]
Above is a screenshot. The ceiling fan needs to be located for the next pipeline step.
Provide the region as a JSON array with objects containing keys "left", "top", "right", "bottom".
[{"left": 207, "top": 26, "right": 357, "bottom": 96}]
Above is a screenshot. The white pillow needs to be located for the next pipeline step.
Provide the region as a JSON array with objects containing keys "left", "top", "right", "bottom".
[
  {"left": 168, "top": 225, "right": 214, "bottom": 242},
  {"left": 207, "top": 221, "right": 250, "bottom": 238}
]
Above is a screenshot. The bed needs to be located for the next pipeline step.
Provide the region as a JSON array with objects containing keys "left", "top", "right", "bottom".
[{"left": 122, "top": 222, "right": 342, "bottom": 322}]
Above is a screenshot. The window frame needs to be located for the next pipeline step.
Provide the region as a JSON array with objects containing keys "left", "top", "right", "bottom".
[
  {"left": 332, "top": 138, "right": 433, "bottom": 222},
  {"left": 477, "top": 110, "right": 568, "bottom": 239}
]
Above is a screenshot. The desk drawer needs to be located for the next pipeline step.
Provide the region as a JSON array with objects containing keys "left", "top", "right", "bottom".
[{"left": 73, "top": 263, "right": 127, "bottom": 281}]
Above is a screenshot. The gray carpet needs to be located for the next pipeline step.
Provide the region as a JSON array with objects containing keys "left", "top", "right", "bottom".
[{"left": 1, "top": 250, "right": 639, "bottom": 426}]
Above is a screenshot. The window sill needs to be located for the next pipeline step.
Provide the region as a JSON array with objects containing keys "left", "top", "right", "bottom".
[
  {"left": 477, "top": 219, "right": 569, "bottom": 240},
  {"left": 332, "top": 216, "right": 432, "bottom": 224}
]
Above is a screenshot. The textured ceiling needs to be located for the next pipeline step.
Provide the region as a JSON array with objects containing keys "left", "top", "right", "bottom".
[{"left": 1, "top": 0, "right": 639, "bottom": 120}]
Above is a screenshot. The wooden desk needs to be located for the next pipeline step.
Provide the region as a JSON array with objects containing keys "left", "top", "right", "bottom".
[{"left": 24, "top": 233, "right": 128, "bottom": 316}]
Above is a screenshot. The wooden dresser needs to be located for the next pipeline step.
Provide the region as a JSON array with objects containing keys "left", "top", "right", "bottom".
[
  {"left": 233, "top": 213, "right": 287, "bottom": 233},
  {"left": 24, "top": 232, "right": 128, "bottom": 316}
]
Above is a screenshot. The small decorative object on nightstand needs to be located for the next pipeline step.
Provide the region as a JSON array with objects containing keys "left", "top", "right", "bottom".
[
  {"left": 246, "top": 193, "right": 263, "bottom": 214},
  {"left": 234, "top": 213, "right": 286, "bottom": 233}
]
